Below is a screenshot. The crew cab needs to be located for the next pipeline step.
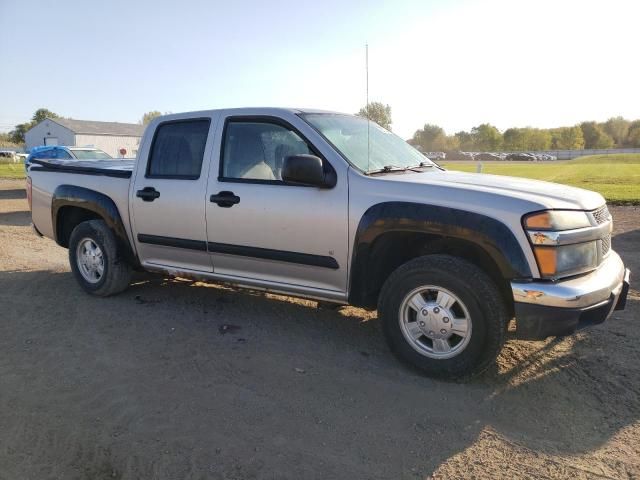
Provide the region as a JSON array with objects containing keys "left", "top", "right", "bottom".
[{"left": 27, "top": 108, "right": 630, "bottom": 379}]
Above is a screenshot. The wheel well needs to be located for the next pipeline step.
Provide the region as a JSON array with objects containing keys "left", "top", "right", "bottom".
[
  {"left": 56, "top": 206, "right": 103, "bottom": 248},
  {"left": 353, "top": 232, "right": 514, "bottom": 313}
]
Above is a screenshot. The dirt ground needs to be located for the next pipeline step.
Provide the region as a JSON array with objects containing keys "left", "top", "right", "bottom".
[{"left": 1, "top": 178, "right": 639, "bottom": 480}]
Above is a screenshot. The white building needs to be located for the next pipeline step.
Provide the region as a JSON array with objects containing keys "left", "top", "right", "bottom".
[{"left": 25, "top": 118, "right": 144, "bottom": 158}]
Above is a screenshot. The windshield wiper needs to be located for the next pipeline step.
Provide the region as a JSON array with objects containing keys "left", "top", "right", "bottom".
[
  {"left": 368, "top": 164, "right": 434, "bottom": 174},
  {"left": 367, "top": 165, "right": 407, "bottom": 174}
]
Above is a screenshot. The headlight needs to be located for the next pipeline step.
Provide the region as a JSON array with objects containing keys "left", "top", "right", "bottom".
[
  {"left": 532, "top": 242, "right": 598, "bottom": 277},
  {"left": 524, "top": 210, "right": 591, "bottom": 231},
  {"left": 524, "top": 209, "right": 599, "bottom": 279}
]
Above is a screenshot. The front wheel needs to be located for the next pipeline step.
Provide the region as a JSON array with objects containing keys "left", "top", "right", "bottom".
[
  {"left": 378, "top": 255, "right": 507, "bottom": 379},
  {"left": 68, "top": 219, "right": 132, "bottom": 297}
]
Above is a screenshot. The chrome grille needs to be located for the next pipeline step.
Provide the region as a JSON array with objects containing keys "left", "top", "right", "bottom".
[
  {"left": 592, "top": 205, "right": 610, "bottom": 225},
  {"left": 601, "top": 234, "right": 611, "bottom": 257}
]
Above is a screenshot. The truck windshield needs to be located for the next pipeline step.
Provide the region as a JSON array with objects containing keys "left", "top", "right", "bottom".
[
  {"left": 71, "top": 149, "right": 112, "bottom": 160},
  {"left": 301, "top": 113, "right": 433, "bottom": 173}
]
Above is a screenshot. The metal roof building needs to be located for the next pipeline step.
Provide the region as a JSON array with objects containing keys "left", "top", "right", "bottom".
[{"left": 25, "top": 117, "right": 144, "bottom": 158}]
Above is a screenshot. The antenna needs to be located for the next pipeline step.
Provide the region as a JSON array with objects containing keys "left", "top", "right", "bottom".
[
  {"left": 366, "top": 43, "right": 370, "bottom": 171},
  {"left": 365, "top": 43, "right": 369, "bottom": 109}
]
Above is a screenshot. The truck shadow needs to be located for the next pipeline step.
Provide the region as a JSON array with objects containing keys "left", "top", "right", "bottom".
[{"left": 0, "top": 268, "right": 637, "bottom": 477}]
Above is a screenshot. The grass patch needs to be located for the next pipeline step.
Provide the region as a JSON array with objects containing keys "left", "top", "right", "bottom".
[
  {"left": 0, "top": 164, "right": 25, "bottom": 179},
  {"left": 442, "top": 154, "right": 640, "bottom": 204},
  {"left": 569, "top": 153, "right": 640, "bottom": 165}
]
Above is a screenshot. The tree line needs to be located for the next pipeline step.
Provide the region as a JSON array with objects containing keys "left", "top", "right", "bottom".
[
  {"left": 358, "top": 102, "right": 640, "bottom": 152},
  {"left": 4, "top": 105, "right": 640, "bottom": 153}
]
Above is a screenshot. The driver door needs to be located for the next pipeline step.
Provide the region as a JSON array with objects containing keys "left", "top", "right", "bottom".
[{"left": 205, "top": 114, "right": 349, "bottom": 293}]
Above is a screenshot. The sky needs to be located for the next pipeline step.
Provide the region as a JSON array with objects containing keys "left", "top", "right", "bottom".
[{"left": 1, "top": 0, "right": 639, "bottom": 139}]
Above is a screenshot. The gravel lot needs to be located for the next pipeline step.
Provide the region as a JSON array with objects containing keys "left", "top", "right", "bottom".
[{"left": 1, "top": 178, "right": 639, "bottom": 479}]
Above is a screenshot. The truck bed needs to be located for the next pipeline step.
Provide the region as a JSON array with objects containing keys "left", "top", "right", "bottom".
[{"left": 30, "top": 158, "right": 135, "bottom": 178}]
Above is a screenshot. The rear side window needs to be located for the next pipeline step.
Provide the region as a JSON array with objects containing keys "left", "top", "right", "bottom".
[{"left": 146, "top": 119, "right": 210, "bottom": 179}]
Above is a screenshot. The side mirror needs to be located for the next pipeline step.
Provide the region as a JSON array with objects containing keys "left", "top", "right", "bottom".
[{"left": 281, "top": 154, "right": 335, "bottom": 188}]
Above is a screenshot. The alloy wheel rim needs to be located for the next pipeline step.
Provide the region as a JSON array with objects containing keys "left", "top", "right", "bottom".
[
  {"left": 76, "top": 238, "right": 104, "bottom": 284},
  {"left": 399, "top": 285, "right": 472, "bottom": 359}
]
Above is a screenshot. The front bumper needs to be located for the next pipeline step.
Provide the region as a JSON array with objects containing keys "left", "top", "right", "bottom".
[{"left": 511, "top": 251, "right": 630, "bottom": 339}]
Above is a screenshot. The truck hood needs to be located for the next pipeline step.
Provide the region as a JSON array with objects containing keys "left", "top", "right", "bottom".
[{"left": 379, "top": 169, "right": 605, "bottom": 211}]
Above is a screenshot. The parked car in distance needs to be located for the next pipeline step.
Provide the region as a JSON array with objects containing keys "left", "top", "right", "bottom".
[
  {"left": 27, "top": 108, "right": 630, "bottom": 380},
  {"left": 25, "top": 146, "right": 112, "bottom": 171},
  {"left": 0, "top": 150, "right": 17, "bottom": 162},
  {"left": 423, "top": 151, "right": 446, "bottom": 161},
  {"left": 475, "top": 152, "right": 503, "bottom": 162},
  {"left": 506, "top": 152, "right": 536, "bottom": 162}
]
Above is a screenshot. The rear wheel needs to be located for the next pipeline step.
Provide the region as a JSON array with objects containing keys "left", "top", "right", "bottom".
[
  {"left": 68, "top": 219, "right": 132, "bottom": 296},
  {"left": 378, "top": 254, "right": 507, "bottom": 379}
]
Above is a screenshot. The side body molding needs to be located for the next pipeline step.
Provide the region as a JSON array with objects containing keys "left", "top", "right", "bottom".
[
  {"left": 348, "top": 202, "right": 532, "bottom": 307},
  {"left": 51, "top": 185, "right": 137, "bottom": 264}
]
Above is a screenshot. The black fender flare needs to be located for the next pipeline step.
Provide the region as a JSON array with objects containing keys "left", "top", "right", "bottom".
[
  {"left": 51, "top": 185, "right": 137, "bottom": 264},
  {"left": 348, "top": 202, "right": 532, "bottom": 307}
]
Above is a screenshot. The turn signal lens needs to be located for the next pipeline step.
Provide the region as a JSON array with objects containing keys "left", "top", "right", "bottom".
[
  {"left": 524, "top": 212, "right": 552, "bottom": 229},
  {"left": 524, "top": 210, "right": 591, "bottom": 231},
  {"left": 532, "top": 247, "right": 557, "bottom": 276}
]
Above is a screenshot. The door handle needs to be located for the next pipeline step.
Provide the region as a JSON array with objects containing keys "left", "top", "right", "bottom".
[
  {"left": 136, "top": 187, "right": 160, "bottom": 202},
  {"left": 210, "top": 191, "right": 240, "bottom": 208}
]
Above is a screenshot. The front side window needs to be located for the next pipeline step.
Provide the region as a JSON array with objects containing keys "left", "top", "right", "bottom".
[
  {"left": 302, "top": 113, "right": 432, "bottom": 173},
  {"left": 147, "top": 119, "right": 210, "bottom": 178},
  {"left": 221, "top": 120, "right": 311, "bottom": 181}
]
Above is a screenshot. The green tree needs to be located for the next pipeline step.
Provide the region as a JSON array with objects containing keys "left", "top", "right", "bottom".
[
  {"left": 503, "top": 127, "right": 551, "bottom": 151},
  {"left": 439, "top": 134, "right": 460, "bottom": 151},
  {"left": 470, "top": 123, "right": 502, "bottom": 151},
  {"left": 502, "top": 128, "right": 525, "bottom": 151},
  {"left": 580, "top": 121, "right": 614, "bottom": 149},
  {"left": 627, "top": 120, "right": 640, "bottom": 147},
  {"left": 357, "top": 102, "right": 392, "bottom": 130},
  {"left": 0, "top": 132, "right": 21, "bottom": 148},
  {"left": 602, "top": 116, "right": 630, "bottom": 146},
  {"left": 32, "top": 108, "right": 59, "bottom": 124},
  {"left": 527, "top": 128, "right": 552, "bottom": 151},
  {"left": 412, "top": 124, "right": 444, "bottom": 151},
  {"left": 552, "top": 126, "right": 585, "bottom": 150},
  {"left": 454, "top": 131, "right": 474, "bottom": 151},
  {"left": 9, "top": 123, "right": 31, "bottom": 144},
  {"left": 411, "top": 124, "right": 461, "bottom": 151},
  {"left": 140, "top": 110, "right": 163, "bottom": 126},
  {"left": 8, "top": 107, "right": 60, "bottom": 144}
]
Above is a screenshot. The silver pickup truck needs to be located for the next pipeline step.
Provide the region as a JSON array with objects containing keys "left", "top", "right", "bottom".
[{"left": 27, "top": 108, "right": 630, "bottom": 379}]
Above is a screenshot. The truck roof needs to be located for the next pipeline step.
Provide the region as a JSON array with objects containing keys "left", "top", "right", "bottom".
[{"left": 154, "top": 107, "right": 345, "bottom": 121}]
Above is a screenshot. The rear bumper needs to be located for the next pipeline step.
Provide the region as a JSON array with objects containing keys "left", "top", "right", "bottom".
[{"left": 511, "top": 252, "right": 630, "bottom": 340}]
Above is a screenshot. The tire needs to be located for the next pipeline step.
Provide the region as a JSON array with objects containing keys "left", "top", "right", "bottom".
[
  {"left": 68, "top": 219, "right": 132, "bottom": 297},
  {"left": 378, "top": 254, "right": 507, "bottom": 380}
]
